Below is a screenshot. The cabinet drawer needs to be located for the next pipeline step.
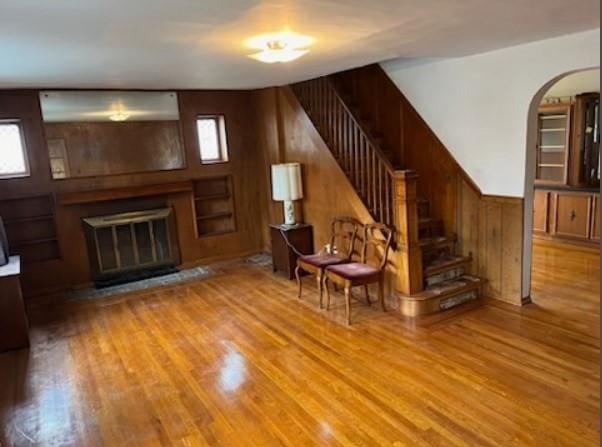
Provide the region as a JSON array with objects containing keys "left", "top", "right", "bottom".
[{"left": 553, "top": 192, "right": 591, "bottom": 239}]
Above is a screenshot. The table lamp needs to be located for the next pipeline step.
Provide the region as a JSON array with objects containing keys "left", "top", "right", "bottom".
[{"left": 271, "top": 163, "right": 303, "bottom": 225}]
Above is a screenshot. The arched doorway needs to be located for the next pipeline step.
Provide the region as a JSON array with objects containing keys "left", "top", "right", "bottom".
[{"left": 522, "top": 67, "right": 599, "bottom": 300}]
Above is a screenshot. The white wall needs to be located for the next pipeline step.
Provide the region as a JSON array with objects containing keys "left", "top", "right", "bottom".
[
  {"left": 381, "top": 29, "right": 600, "bottom": 197},
  {"left": 544, "top": 68, "right": 600, "bottom": 98}
]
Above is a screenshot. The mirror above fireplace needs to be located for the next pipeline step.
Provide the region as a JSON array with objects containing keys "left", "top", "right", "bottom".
[{"left": 39, "top": 91, "right": 186, "bottom": 179}]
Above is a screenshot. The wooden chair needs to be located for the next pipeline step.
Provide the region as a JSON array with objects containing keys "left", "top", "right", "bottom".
[
  {"left": 324, "top": 223, "right": 394, "bottom": 325},
  {"left": 295, "top": 217, "right": 361, "bottom": 309}
]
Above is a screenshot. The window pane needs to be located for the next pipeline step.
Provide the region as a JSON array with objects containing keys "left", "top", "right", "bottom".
[
  {"left": 197, "top": 118, "right": 220, "bottom": 161},
  {"left": 0, "top": 123, "right": 28, "bottom": 176}
]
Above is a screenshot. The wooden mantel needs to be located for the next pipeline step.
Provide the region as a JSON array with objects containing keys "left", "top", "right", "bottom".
[{"left": 57, "top": 181, "right": 194, "bottom": 206}]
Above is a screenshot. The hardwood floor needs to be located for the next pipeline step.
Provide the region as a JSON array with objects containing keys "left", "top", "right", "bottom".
[{"left": 0, "top": 243, "right": 599, "bottom": 446}]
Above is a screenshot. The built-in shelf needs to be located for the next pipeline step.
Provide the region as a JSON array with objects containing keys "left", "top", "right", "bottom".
[
  {"left": 13, "top": 237, "right": 59, "bottom": 248},
  {"left": 196, "top": 229, "right": 237, "bottom": 238},
  {"left": 536, "top": 104, "right": 571, "bottom": 185},
  {"left": 0, "top": 194, "right": 61, "bottom": 263},
  {"left": 195, "top": 211, "right": 233, "bottom": 221},
  {"left": 4, "top": 214, "right": 55, "bottom": 224},
  {"left": 194, "top": 193, "right": 231, "bottom": 201},
  {"left": 192, "top": 176, "right": 236, "bottom": 238},
  {"left": 540, "top": 114, "right": 567, "bottom": 120}
]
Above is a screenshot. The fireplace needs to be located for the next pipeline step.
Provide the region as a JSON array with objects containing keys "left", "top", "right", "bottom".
[{"left": 83, "top": 207, "right": 179, "bottom": 287}]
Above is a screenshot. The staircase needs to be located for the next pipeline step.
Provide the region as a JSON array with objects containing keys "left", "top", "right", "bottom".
[{"left": 291, "top": 76, "right": 485, "bottom": 317}]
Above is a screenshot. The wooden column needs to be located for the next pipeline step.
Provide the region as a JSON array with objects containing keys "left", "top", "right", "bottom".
[{"left": 392, "top": 170, "right": 423, "bottom": 295}]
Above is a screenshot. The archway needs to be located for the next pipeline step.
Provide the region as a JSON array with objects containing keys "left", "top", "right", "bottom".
[{"left": 522, "top": 67, "right": 600, "bottom": 299}]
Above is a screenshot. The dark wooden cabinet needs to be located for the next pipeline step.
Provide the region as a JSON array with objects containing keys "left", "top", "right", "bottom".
[
  {"left": 571, "top": 93, "right": 600, "bottom": 186},
  {"left": 269, "top": 224, "right": 313, "bottom": 279}
]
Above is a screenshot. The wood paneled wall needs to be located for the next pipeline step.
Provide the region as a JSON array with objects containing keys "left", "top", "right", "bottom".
[
  {"left": 253, "top": 87, "right": 401, "bottom": 298},
  {"left": 44, "top": 121, "right": 185, "bottom": 177},
  {"left": 456, "top": 180, "right": 524, "bottom": 304},
  {"left": 0, "top": 90, "right": 265, "bottom": 296}
]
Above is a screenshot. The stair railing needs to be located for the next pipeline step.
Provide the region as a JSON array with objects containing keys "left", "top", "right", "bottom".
[{"left": 291, "top": 77, "right": 423, "bottom": 294}]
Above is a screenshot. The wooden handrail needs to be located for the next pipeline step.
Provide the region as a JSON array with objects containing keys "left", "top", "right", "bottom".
[
  {"left": 291, "top": 77, "right": 399, "bottom": 227},
  {"left": 291, "top": 76, "right": 424, "bottom": 294},
  {"left": 325, "top": 78, "right": 397, "bottom": 176}
]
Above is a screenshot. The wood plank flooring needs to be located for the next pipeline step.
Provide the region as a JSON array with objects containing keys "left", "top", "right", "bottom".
[{"left": 0, "top": 241, "right": 599, "bottom": 446}]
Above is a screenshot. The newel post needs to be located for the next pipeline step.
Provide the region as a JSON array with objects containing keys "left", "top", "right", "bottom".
[{"left": 392, "top": 170, "right": 423, "bottom": 295}]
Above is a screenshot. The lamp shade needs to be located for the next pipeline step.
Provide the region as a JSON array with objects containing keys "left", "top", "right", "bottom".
[{"left": 271, "top": 163, "right": 303, "bottom": 201}]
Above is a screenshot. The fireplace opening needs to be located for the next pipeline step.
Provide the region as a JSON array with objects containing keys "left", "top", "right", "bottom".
[{"left": 83, "top": 208, "right": 179, "bottom": 288}]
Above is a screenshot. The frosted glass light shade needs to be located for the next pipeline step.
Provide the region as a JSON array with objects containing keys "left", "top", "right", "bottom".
[{"left": 271, "top": 163, "right": 303, "bottom": 201}]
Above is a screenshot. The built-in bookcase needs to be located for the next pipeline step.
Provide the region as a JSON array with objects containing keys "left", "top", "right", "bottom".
[
  {"left": 0, "top": 194, "right": 61, "bottom": 263},
  {"left": 192, "top": 176, "right": 236, "bottom": 237},
  {"left": 536, "top": 104, "right": 571, "bottom": 185}
]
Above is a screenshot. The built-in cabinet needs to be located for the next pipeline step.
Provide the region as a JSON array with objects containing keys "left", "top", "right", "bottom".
[
  {"left": 536, "top": 104, "right": 571, "bottom": 185},
  {"left": 533, "top": 93, "right": 599, "bottom": 247},
  {"left": 192, "top": 176, "right": 236, "bottom": 238},
  {"left": 533, "top": 189, "right": 599, "bottom": 244}
]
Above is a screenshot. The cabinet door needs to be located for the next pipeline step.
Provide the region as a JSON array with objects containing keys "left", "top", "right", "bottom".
[
  {"left": 533, "top": 190, "right": 549, "bottom": 233},
  {"left": 553, "top": 192, "right": 591, "bottom": 239},
  {"left": 591, "top": 194, "right": 600, "bottom": 241}
]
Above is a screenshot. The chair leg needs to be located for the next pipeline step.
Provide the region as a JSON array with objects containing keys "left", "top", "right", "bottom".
[
  {"left": 378, "top": 278, "right": 386, "bottom": 312},
  {"left": 324, "top": 277, "right": 332, "bottom": 310},
  {"left": 316, "top": 271, "right": 323, "bottom": 309},
  {"left": 364, "top": 285, "right": 371, "bottom": 305},
  {"left": 295, "top": 265, "right": 302, "bottom": 299},
  {"left": 344, "top": 284, "right": 352, "bottom": 325}
]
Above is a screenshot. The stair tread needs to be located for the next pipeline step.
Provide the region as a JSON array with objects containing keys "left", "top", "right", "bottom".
[
  {"left": 402, "top": 275, "right": 484, "bottom": 301},
  {"left": 419, "top": 234, "right": 457, "bottom": 248},
  {"left": 425, "top": 254, "right": 472, "bottom": 275}
]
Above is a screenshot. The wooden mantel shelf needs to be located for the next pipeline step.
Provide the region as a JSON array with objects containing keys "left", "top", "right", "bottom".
[{"left": 57, "top": 181, "right": 193, "bottom": 206}]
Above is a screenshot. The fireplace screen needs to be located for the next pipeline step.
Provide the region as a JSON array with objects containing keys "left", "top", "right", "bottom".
[{"left": 83, "top": 208, "right": 177, "bottom": 283}]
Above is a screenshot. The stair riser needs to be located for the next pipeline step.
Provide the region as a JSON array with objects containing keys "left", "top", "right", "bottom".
[
  {"left": 399, "top": 285, "right": 482, "bottom": 317},
  {"left": 425, "top": 266, "right": 466, "bottom": 287},
  {"left": 439, "top": 290, "right": 479, "bottom": 311},
  {"left": 417, "top": 202, "right": 430, "bottom": 219},
  {"left": 422, "top": 245, "right": 453, "bottom": 264},
  {"left": 418, "top": 222, "right": 443, "bottom": 239}
]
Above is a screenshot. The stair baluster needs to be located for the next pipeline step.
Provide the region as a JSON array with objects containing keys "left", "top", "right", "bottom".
[{"left": 291, "top": 76, "right": 423, "bottom": 295}]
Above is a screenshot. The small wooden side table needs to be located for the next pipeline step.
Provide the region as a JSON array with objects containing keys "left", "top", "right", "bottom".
[
  {"left": 0, "top": 256, "right": 30, "bottom": 352},
  {"left": 269, "top": 224, "right": 314, "bottom": 280}
]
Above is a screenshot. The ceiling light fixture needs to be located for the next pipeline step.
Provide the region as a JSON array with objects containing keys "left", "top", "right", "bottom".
[
  {"left": 108, "top": 111, "right": 130, "bottom": 122},
  {"left": 108, "top": 102, "right": 130, "bottom": 122},
  {"left": 246, "top": 31, "right": 314, "bottom": 64}
]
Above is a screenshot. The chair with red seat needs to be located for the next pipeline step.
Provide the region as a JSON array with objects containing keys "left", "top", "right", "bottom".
[
  {"left": 295, "top": 217, "right": 361, "bottom": 309},
  {"left": 324, "top": 222, "right": 394, "bottom": 325}
]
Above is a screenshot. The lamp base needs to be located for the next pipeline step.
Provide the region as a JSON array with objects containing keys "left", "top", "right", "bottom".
[{"left": 283, "top": 200, "right": 296, "bottom": 225}]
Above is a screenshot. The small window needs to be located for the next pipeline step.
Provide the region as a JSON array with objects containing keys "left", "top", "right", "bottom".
[
  {"left": 196, "top": 115, "right": 229, "bottom": 163},
  {"left": 0, "top": 120, "right": 30, "bottom": 179}
]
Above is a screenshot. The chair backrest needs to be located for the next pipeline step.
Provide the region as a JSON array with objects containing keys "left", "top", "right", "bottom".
[
  {"left": 328, "top": 216, "right": 361, "bottom": 260},
  {"left": 361, "top": 223, "right": 394, "bottom": 271}
]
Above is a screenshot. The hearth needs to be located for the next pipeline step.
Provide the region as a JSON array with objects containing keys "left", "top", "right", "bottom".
[{"left": 83, "top": 208, "right": 179, "bottom": 287}]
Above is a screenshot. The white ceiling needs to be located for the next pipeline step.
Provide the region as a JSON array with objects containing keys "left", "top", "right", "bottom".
[{"left": 0, "top": 0, "right": 599, "bottom": 90}]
